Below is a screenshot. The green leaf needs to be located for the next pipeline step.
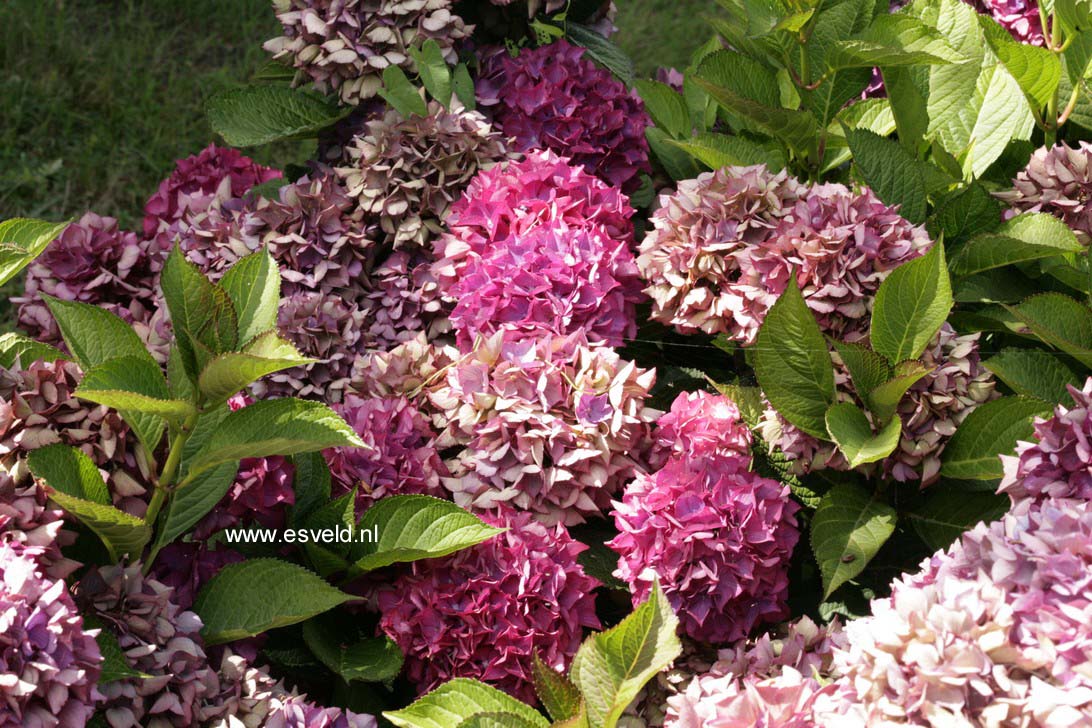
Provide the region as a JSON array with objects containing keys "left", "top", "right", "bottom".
[
  {"left": 291, "top": 451, "right": 333, "bottom": 527},
  {"left": 207, "top": 85, "right": 351, "bottom": 147},
  {"left": 385, "top": 678, "right": 550, "bottom": 728},
  {"left": 754, "top": 278, "right": 836, "bottom": 439},
  {"left": 456, "top": 714, "right": 547, "bottom": 728},
  {"left": 940, "top": 396, "right": 1052, "bottom": 480},
  {"left": 409, "top": 39, "right": 453, "bottom": 107},
  {"left": 696, "top": 49, "right": 781, "bottom": 110},
  {"left": 829, "top": 12, "right": 965, "bottom": 69},
  {"left": 907, "top": 486, "right": 1009, "bottom": 551},
  {"left": 84, "top": 616, "right": 153, "bottom": 684},
  {"left": 26, "top": 444, "right": 109, "bottom": 505},
  {"left": 302, "top": 617, "right": 404, "bottom": 684},
  {"left": 378, "top": 65, "right": 428, "bottom": 118},
  {"left": 867, "top": 361, "right": 932, "bottom": 424},
  {"left": 0, "top": 332, "right": 66, "bottom": 369},
  {"left": 569, "top": 581, "right": 682, "bottom": 728},
  {"left": 161, "top": 246, "right": 237, "bottom": 381},
  {"left": 43, "top": 297, "right": 153, "bottom": 371},
  {"left": 692, "top": 76, "right": 818, "bottom": 156},
  {"left": 825, "top": 403, "right": 902, "bottom": 468},
  {"left": 185, "top": 398, "right": 365, "bottom": 482},
  {"left": 846, "top": 128, "right": 928, "bottom": 223},
  {"left": 667, "top": 132, "right": 787, "bottom": 171},
  {"left": 950, "top": 213, "right": 1084, "bottom": 276},
  {"left": 218, "top": 250, "right": 280, "bottom": 345},
  {"left": 153, "top": 462, "right": 238, "bottom": 549},
  {"left": 1005, "top": 293, "right": 1092, "bottom": 368},
  {"left": 832, "top": 340, "right": 891, "bottom": 411},
  {"left": 811, "top": 482, "right": 897, "bottom": 598},
  {"left": 635, "top": 80, "right": 691, "bottom": 138},
  {"left": 194, "top": 559, "right": 354, "bottom": 645},
  {"left": 954, "top": 268, "right": 1037, "bottom": 304},
  {"left": 978, "top": 14, "right": 1061, "bottom": 108},
  {"left": 349, "top": 496, "right": 504, "bottom": 573},
  {"left": 928, "top": 182, "right": 1002, "bottom": 245},
  {"left": 984, "top": 348, "right": 1083, "bottom": 403},
  {"left": 197, "top": 333, "right": 312, "bottom": 405},
  {"left": 1063, "top": 29, "right": 1092, "bottom": 84},
  {"left": 564, "top": 23, "right": 635, "bottom": 85},
  {"left": 645, "top": 127, "right": 702, "bottom": 180},
  {"left": 533, "top": 654, "right": 583, "bottom": 723},
  {"left": 824, "top": 97, "right": 897, "bottom": 170},
  {"left": 47, "top": 491, "right": 150, "bottom": 562},
  {"left": 0, "top": 217, "right": 69, "bottom": 285},
  {"left": 78, "top": 354, "right": 192, "bottom": 423},
  {"left": 453, "top": 63, "right": 477, "bottom": 110},
  {"left": 871, "top": 242, "right": 953, "bottom": 364}
]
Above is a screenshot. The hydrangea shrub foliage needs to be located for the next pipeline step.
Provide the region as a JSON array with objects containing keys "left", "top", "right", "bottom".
[{"left": 4, "top": 0, "right": 1092, "bottom": 724}]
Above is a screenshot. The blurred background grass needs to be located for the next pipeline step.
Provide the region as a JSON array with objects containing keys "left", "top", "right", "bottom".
[{"left": 0, "top": 0, "right": 713, "bottom": 231}]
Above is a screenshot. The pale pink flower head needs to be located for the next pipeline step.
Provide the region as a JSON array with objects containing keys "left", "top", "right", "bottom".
[
  {"left": 651, "top": 391, "right": 753, "bottom": 470},
  {"left": 997, "top": 142, "right": 1092, "bottom": 243},
  {"left": 0, "top": 542, "right": 101, "bottom": 728},
  {"left": 609, "top": 456, "right": 800, "bottom": 644},
  {"left": 376, "top": 509, "right": 600, "bottom": 703}
]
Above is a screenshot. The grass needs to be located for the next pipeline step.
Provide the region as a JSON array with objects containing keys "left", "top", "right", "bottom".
[{"left": 616, "top": 0, "right": 719, "bottom": 75}]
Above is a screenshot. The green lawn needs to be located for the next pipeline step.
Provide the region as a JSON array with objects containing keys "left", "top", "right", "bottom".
[{"left": 0, "top": 0, "right": 714, "bottom": 231}]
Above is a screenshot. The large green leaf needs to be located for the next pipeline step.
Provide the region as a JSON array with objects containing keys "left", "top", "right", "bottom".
[
  {"left": 409, "top": 39, "right": 453, "bottom": 107},
  {"left": 207, "top": 85, "right": 350, "bottom": 147},
  {"left": 194, "top": 559, "right": 354, "bottom": 645},
  {"left": 950, "top": 213, "right": 1084, "bottom": 276},
  {"left": 984, "top": 348, "right": 1083, "bottom": 403},
  {"left": 385, "top": 679, "right": 550, "bottom": 728},
  {"left": 691, "top": 77, "right": 818, "bottom": 155},
  {"left": 907, "top": 486, "right": 1009, "bottom": 551},
  {"left": 302, "top": 616, "right": 404, "bottom": 684},
  {"left": 928, "top": 182, "right": 1002, "bottom": 246},
  {"left": 44, "top": 297, "right": 154, "bottom": 371},
  {"left": 26, "top": 444, "right": 109, "bottom": 505},
  {"left": 564, "top": 22, "right": 636, "bottom": 86},
  {"left": 532, "top": 654, "right": 583, "bottom": 723},
  {"left": 668, "top": 132, "right": 787, "bottom": 171},
  {"left": 635, "top": 80, "right": 691, "bottom": 138},
  {"left": 867, "top": 361, "right": 933, "bottom": 424},
  {"left": 160, "top": 246, "right": 237, "bottom": 381},
  {"left": 811, "top": 482, "right": 896, "bottom": 598},
  {"left": 0, "top": 333, "right": 66, "bottom": 369},
  {"left": 754, "top": 278, "right": 837, "bottom": 438},
  {"left": 153, "top": 462, "right": 238, "bottom": 549},
  {"left": 824, "top": 403, "right": 903, "bottom": 468},
  {"left": 940, "top": 396, "right": 1052, "bottom": 480},
  {"left": 185, "top": 398, "right": 364, "bottom": 482},
  {"left": 349, "top": 496, "right": 505, "bottom": 573},
  {"left": 77, "top": 355, "right": 192, "bottom": 446},
  {"left": 1005, "top": 293, "right": 1092, "bottom": 368},
  {"left": 0, "top": 218, "right": 69, "bottom": 285},
  {"left": 832, "top": 340, "right": 891, "bottom": 409},
  {"left": 218, "top": 250, "right": 280, "bottom": 345},
  {"left": 823, "top": 97, "right": 897, "bottom": 170},
  {"left": 829, "top": 12, "right": 965, "bottom": 69},
  {"left": 379, "top": 65, "right": 428, "bottom": 118},
  {"left": 978, "top": 14, "right": 1061, "bottom": 108},
  {"left": 197, "top": 332, "right": 312, "bottom": 405},
  {"left": 846, "top": 128, "right": 928, "bottom": 223},
  {"left": 871, "top": 242, "right": 952, "bottom": 364},
  {"left": 48, "top": 491, "right": 151, "bottom": 562}
]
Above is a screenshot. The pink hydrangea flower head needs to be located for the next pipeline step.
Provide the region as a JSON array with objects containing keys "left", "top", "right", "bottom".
[
  {"left": 143, "top": 143, "right": 280, "bottom": 237},
  {"left": 359, "top": 250, "right": 447, "bottom": 349},
  {"left": 377, "top": 509, "right": 600, "bottom": 702},
  {"left": 325, "top": 394, "right": 447, "bottom": 515},
  {"left": 445, "top": 222, "right": 644, "bottom": 349},
  {"left": 997, "top": 142, "right": 1092, "bottom": 244},
  {"left": 434, "top": 149, "right": 635, "bottom": 295},
  {"left": 0, "top": 478, "right": 77, "bottom": 580},
  {"left": 0, "top": 542, "right": 101, "bottom": 728},
  {"left": 651, "top": 391, "right": 753, "bottom": 470},
  {"left": 969, "top": 0, "right": 1045, "bottom": 45},
  {"left": 482, "top": 39, "right": 651, "bottom": 192},
  {"left": 1000, "top": 377, "right": 1092, "bottom": 502},
  {"left": 637, "top": 165, "right": 807, "bottom": 340},
  {"left": 16, "top": 213, "right": 165, "bottom": 346},
  {"left": 609, "top": 456, "right": 800, "bottom": 644},
  {"left": 349, "top": 333, "right": 458, "bottom": 403},
  {"left": 429, "top": 331, "right": 658, "bottom": 525},
  {"left": 336, "top": 101, "right": 511, "bottom": 249},
  {"left": 264, "top": 0, "right": 472, "bottom": 105},
  {"left": 667, "top": 666, "right": 837, "bottom": 728}
]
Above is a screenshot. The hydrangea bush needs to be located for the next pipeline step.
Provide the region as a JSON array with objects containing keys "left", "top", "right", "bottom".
[{"left": 4, "top": 0, "right": 1092, "bottom": 724}]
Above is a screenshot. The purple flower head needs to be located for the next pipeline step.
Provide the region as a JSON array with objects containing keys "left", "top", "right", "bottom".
[
  {"left": 480, "top": 39, "right": 651, "bottom": 192},
  {"left": 325, "top": 394, "right": 448, "bottom": 515},
  {"left": 651, "top": 391, "right": 754, "bottom": 470},
  {"left": 970, "top": 0, "right": 1045, "bottom": 45},
  {"left": 445, "top": 222, "right": 644, "bottom": 349},
  {"left": 434, "top": 149, "right": 635, "bottom": 295},
  {"left": 16, "top": 213, "right": 165, "bottom": 347},
  {"left": 997, "top": 142, "right": 1092, "bottom": 244},
  {"left": 610, "top": 456, "right": 800, "bottom": 644},
  {"left": 359, "top": 250, "right": 447, "bottom": 350},
  {"left": 0, "top": 542, "right": 101, "bottom": 728},
  {"left": 430, "top": 331, "right": 658, "bottom": 525},
  {"left": 150, "top": 542, "right": 245, "bottom": 611},
  {"left": 0, "top": 478, "right": 77, "bottom": 580},
  {"left": 264, "top": 0, "right": 472, "bottom": 105},
  {"left": 377, "top": 509, "right": 600, "bottom": 702},
  {"left": 143, "top": 143, "right": 280, "bottom": 237}
]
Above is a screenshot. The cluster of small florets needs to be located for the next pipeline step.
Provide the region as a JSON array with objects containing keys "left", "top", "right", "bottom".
[
  {"left": 968, "top": 0, "right": 1044, "bottom": 45},
  {"left": 264, "top": 0, "right": 472, "bottom": 105},
  {"left": 760, "top": 324, "right": 998, "bottom": 485},
  {"left": 478, "top": 40, "right": 651, "bottom": 192},
  {"left": 610, "top": 391, "right": 799, "bottom": 644},
  {"left": 376, "top": 509, "right": 600, "bottom": 701},
  {"left": 998, "top": 141, "right": 1092, "bottom": 244},
  {"left": 638, "top": 165, "right": 932, "bottom": 344},
  {"left": 429, "top": 330, "right": 657, "bottom": 525}
]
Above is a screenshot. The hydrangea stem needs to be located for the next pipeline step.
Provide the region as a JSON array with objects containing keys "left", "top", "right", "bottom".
[{"left": 143, "top": 408, "right": 201, "bottom": 549}]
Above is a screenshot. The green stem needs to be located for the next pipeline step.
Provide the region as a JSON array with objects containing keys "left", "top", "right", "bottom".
[{"left": 141, "top": 409, "right": 201, "bottom": 569}]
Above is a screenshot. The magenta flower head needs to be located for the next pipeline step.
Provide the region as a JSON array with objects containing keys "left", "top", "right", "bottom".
[
  {"left": 429, "top": 331, "right": 658, "bottom": 525},
  {"left": 377, "top": 509, "right": 600, "bottom": 702},
  {"left": 16, "top": 213, "right": 165, "bottom": 347},
  {"left": 0, "top": 542, "right": 101, "bottom": 728},
  {"left": 969, "top": 0, "right": 1044, "bottom": 45},
  {"left": 143, "top": 143, "right": 280, "bottom": 237},
  {"left": 445, "top": 222, "right": 644, "bottom": 348},
  {"left": 1000, "top": 377, "right": 1092, "bottom": 503},
  {"left": 324, "top": 394, "right": 448, "bottom": 515},
  {"left": 264, "top": 0, "right": 472, "bottom": 105},
  {"left": 650, "top": 391, "right": 754, "bottom": 470},
  {"left": 609, "top": 455, "right": 800, "bottom": 644},
  {"left": 997, "top": 142, "right": 1092, "bottom": 244},
  {"left": 433, "top": 149, "right": 635, "bottom": 294},
  {"left": 480, "top": 39, "right": 651, "bottom": 192}
]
